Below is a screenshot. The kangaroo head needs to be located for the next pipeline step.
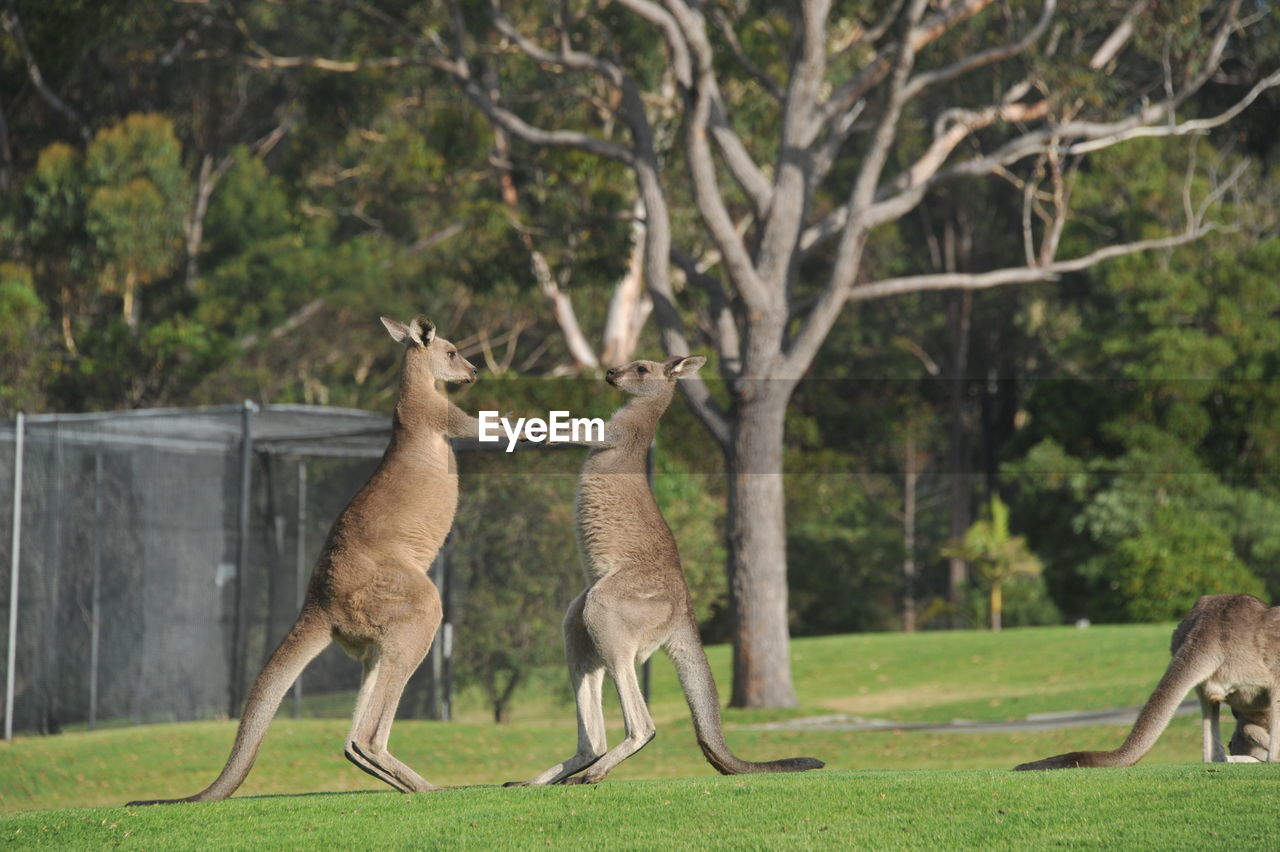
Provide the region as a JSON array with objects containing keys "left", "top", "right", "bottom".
[
  {"left": 380, "top": 314, "right": 478, "bottom": 384},
  {"left": 605, "top": 355, "right": 706, "bottom": 397}
]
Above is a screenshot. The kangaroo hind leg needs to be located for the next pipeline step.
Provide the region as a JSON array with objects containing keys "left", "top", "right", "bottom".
[
  {"left": 1200, "top": 690, "right": 1227, "bottom": 763},
  {"left": 506, "top": 592, "right": 608, "bottom": 786},
  {"left": 563, "top": 642, "right": 655, "bottom": 785},
  {"left": 344, "top": 624, "right": 440, "bottom": 793}
]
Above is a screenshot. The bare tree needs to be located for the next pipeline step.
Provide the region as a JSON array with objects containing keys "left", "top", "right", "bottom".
[{"left": 230, "top": 0, "right": 1278, "bottom": 707}]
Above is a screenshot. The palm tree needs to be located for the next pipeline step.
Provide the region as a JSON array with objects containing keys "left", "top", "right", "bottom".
[{"left": 943, "top": 497, "right": 1041, "bottom": 631}]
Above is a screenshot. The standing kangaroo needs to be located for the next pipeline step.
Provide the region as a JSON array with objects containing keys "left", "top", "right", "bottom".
[
  {"left": 128, "top": 315, "right": 481, "bottom": 804},
  {"left": 1015, "top": 593, "right": 1279, "bottom": 770},
  {"left": 507, "top": 355, "right": 824, "bottom": 786}
]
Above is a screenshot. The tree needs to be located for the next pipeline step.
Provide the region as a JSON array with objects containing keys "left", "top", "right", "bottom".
[
  {"left": 83, "top": 114, "right": 188, "bottom": 329},
  {"left": 0, "top": 262, "right": 48, "bottom": 412},
  {"left": 11, "top": 1, "right": 1279, "bottom": 707},
  {"left": 942, "top": 496, "right": 1039, "bottom": 630},
  {"left": 1004, "top": 133, "right": 1280, "bottom": 621},
  {"left": 426, "top": 0, "right": 1278, "bottom": 706},
  {"left": 211, "top": 0, "right": 1280, "bottom": 705}
]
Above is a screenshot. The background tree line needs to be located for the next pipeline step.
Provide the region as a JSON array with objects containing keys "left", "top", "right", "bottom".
[{"left": 3, "top": 1, "right": 1279, "bottom": 717}]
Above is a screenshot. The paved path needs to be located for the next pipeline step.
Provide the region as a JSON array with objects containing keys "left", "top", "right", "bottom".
[{"left": 729, "top": 699, "right": 1196, "bottom": 735}]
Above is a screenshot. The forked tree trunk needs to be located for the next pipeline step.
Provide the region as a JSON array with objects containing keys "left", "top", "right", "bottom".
[{"left": 726, "top": 390, "right": 796, "bottom": 708}]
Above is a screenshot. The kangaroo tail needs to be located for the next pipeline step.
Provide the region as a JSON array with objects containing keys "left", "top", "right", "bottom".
[
  {"left": 127, "top": 611, "right": 332, "bottom": 805},
  {"left": 665, "top": 623, "right": 823, "bottom": 775},
  {"left": 1014, "top": 644, "right": 1217, "bottom": 771}
]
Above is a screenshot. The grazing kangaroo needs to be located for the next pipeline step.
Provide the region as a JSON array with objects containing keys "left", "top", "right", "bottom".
[
  {"left": 1015, "top": 594, "right": 1280, "bottom": 770},
  {"left": 506, "top": 355, "right": 824, "bottom": 786},
  {"left": 128, "top": 315, "right": 480, "bottom": 805}
]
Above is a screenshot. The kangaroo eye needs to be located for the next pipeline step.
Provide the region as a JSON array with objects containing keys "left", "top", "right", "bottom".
[
  {"left": 636, "top": 365, "right": 648, "bottom": 375},
  {"left": 448, "top": 351, "right": 457, "bottom": 359}
]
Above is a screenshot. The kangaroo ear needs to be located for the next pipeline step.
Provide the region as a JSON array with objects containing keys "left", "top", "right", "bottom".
[
  {"left": 381, "top": 316, "right": 411, "bottom": 344},
  {"left": 664, "top": 355, "right": 706, "bottom": 379},
  {"left": 408, "top": 315, "right": 436, "bottom": 347}
]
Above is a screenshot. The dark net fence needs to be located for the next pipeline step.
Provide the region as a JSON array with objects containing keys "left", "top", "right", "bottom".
[{"left": 0, "top": 404, "right": 482, "bottom": 736}]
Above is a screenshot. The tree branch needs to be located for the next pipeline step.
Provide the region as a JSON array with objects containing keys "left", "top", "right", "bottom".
[
  {"left": 671, "top": 246, "right": 742, "bottom": 380},
  {"left": 1089, "top": 0, "right": 1147, "bottom": 70},
  {"left": 803, "top": 58, "right": 1279, "bottom": 254},
  {"left": 899, "top": 0, "right": 1056, "bottom": 102},
  {"left": 817, "top": 0, "right": 995, "bottom": 131},
  {"left": 849, "top": 224, "right": 1223, "bottom": 303},
  {"left": 754, "top": 0, "right": 831, "bottom": 301},
  {"left": 621, "top": 0, "right": 772, "bottom": 214},
  {"left": 1, "top": 4, "right": 91, "bottom": 141},
  {"left": 660, "top": 0, "right": 769, "bottom": 309},
  {"left": 709, "top": 3, "right": 783, "bottom": 101},
  {"left": 1066, "top": 66, "right": 1280, "bottom": 155},
  {"left": 785, "top": 0, "right": 929, "bottom": 378}
]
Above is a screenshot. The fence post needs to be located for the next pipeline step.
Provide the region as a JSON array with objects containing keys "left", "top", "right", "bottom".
[
  {"left": 4, "top": 412, "right": 25, "bottom": 741},
  {"left": 88, "top": 451, "right": 103, "bottom": 731},
  {"left": 292, "top": 458, "right": 307, "bottom": 719},
  {"left": 229, "top": 400, "right": 257, "bottom": 718}
]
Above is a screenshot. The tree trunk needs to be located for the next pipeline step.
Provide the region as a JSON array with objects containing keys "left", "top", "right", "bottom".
[
  {"left": 947, "top": 290, "right": 972, "bottom": 626},
  {"left": 902, "top": 428, "right": 919, "bottom": 633},
  {"left": 727, "top": 389, "right": 796, "bottom": 708},
  {"left": 599, "top": 200, "right": 651, "bottom": 368},
  {"left": 990, "top": 582, "right": 1003, "bottom": 632},
  {"left": 491, "top": 668, "right": 520, "bottom": 724},
  {"left": 122, "top": 271, "right": 139, "bottom": 331}
]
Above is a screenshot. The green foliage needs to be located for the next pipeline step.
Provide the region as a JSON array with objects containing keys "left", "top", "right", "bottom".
[
  {"left": 943, "top": 497, "right": 1043, "bottom": 630},
  {"left": 0, "top": 263, "right": 49, "bottom": 412},
  {"left": 653, "top": 466, "right": 728, "bottom": 631},
  {"left": 1006, "top": 136, "right": 1280, "bottom": 621},
  {"left": 785, "top": 463, "right": 903, "bottom": 636},
  {"left": 3, "top": 0, "right": 1278, "bottom": 639},
  {"left": 449, "top": 463, "right": 581, "bottom": 723},
  {"left": 1091, "top": 513, "right": 1264, "bottom": 623},
  {"left": 83, "top": 115, "right": 188, "bottom": 320}
]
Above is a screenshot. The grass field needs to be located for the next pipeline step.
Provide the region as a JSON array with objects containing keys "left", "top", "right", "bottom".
[{"left": 5, "top": 623, "right": 1277, "bottom": 848}]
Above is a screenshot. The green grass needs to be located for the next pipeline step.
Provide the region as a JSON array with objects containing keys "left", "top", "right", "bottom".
[
  {"left": 4, "top": 767, "right": 1277, "bottom": 849},
  {"left": 5, "top": 623, "right": 1273, "bottom": 848}
]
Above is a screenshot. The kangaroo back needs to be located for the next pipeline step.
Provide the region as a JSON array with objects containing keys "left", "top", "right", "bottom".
[
  {"left": 127, "top": 611, "right": 332, "bottom": 804},
  {"left": 665, "top": 621, "right": 823, "bottom": 775}
]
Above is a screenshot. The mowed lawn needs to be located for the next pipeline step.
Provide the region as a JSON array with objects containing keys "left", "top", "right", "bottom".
[{"left": 5, "top": 623, "right": 1277, "bottom": 848}]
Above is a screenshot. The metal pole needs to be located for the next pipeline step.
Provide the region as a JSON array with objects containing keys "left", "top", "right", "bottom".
[
  {"left": 441, "top": 539, "right": 453, "bottom": 722},
  {"left": 428, "top": 548, "right": 444, "bottom": 720},
  {"left": 5, "top": 412, "right": 25, "bottom": 741},
  {"left": 292, "top": 458, "right": 307, "bottom": 719},
  {"left": 88, "top": 451, "right": 103, "bottom": 731},
  {"left": 642, "top": 439, "right": 654, "bottom": 702},
  {"left": 230, "top": 401, "right": 256, "bottom": 718}
]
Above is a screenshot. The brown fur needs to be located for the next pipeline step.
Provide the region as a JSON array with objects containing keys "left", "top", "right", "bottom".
[
  {"left": 506, "top": 355, "right": 824, "bottom": 786},
  {"left": 1015, "top": 594, "right": 1280, "bottom": 770},
  {"left": 128, "top": 315, "right": 481, "bottom": 804}
]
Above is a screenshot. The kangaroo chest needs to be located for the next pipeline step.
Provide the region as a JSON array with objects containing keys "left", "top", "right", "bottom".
[{"left": 575, "top": 472, "right": 676, "bottom": 582}]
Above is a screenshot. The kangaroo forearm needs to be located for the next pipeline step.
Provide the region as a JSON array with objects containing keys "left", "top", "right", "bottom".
[{"left": 446, "top": 402, "right": 481, "bottom": 438}]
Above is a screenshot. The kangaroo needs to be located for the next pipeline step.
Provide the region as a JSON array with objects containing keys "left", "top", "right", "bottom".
[
  {"left": 1015, "top": 593, "right": 1280, "bottom": 770},
  {"left": 506, "top": 355, "right": 824, "bottom": 786},
  {"left": 1227, "top": 706, "right": 1272, "bottom": 762},
  {"left": 128, "top": 315, "right": 481, "bottom": 804}
]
